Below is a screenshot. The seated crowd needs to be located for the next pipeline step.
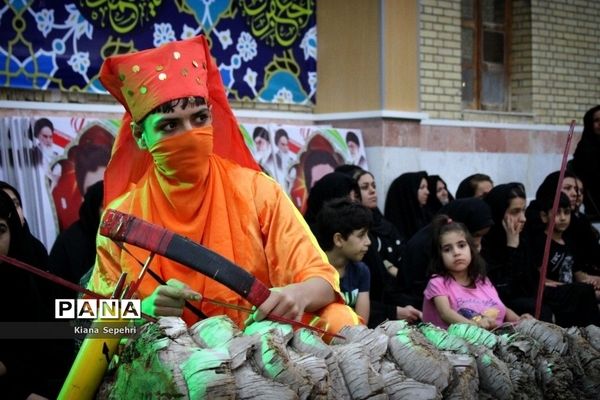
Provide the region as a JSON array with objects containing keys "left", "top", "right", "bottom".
[
  {"left": 305, "top": 166, "right": 600, "bottom": 330},
  {"left": 2, "top": 107, "right": 600, "bottom": 397}
]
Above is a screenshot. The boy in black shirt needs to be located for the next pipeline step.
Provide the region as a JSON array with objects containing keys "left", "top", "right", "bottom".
[
  {"left": 539, "top": 193, "right": 577, "bottom": 285},
  {"left": 531, "top": 191, "right": 600, "bottom": 326}
]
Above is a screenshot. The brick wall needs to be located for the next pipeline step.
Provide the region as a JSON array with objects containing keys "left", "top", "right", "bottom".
[
  {"left": 510, "top": 0, "right": 532, "bottom": 113},
  {"left": 530, "top": 0, "right": 600, "bottom": 124},
  {"left": 419, "top": 0, "right": 600, "bottom": 124},
  {"left": 419, "top": 0, "right": 463, "bottom": 119}
]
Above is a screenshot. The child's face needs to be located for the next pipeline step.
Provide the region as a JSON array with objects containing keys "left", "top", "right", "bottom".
[
  {"left": 440, "top": 231, "right": 472, "bottom": 274},
  {"left": 339, "top": 228, "right": 371, "bottom": 262},
  {"left": 552, "top": 207, "right": 571, "bottom": 233},
  {"left": 541, "top": 206, "right": 571, "bottom": 233}
]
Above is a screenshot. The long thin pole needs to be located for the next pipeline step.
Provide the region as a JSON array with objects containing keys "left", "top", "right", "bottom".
[
  {"left": 534, "top": 120, "right": 576, "bottom": 319},
  {"left": 0, "top": 254, "right": 103, "bottom": 299}
]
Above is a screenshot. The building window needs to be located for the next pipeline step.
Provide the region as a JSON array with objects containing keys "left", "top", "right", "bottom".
[{"left": 461, "top": 0, "right": 511, "bottom": 111}]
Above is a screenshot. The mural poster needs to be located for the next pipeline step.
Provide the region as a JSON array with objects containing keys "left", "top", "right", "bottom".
[{"left": 2, "top": 116, "right": 367, "bottom": 249}]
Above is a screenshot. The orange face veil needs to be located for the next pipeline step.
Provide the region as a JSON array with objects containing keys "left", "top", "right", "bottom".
[{"left": 99, "top": 35, "right": 259, "bottom": 206}]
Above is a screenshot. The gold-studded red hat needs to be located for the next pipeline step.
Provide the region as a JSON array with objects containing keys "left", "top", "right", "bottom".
[
  {"left": 99, "top": 35, "right": 260, "bottom": 206},
  {"left": 100, "top": 35, "right": 210, "bottom": 122}
]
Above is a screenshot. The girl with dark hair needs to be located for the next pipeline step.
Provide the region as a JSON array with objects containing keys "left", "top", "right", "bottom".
[
  {"left": 572, "top": 105, "right": 600, "bottom": 221},
  {"left": 384, "top": 171, "right": 432, "bottom": 241},
  {"left": 422, "top": 214, "right": 529, "bottom": 330},
  {"left": 400, "top": 197, "right": 494, "bottom": 308},
  {"left": 425, "top": 174, "right": 454, "bottom": 214}
]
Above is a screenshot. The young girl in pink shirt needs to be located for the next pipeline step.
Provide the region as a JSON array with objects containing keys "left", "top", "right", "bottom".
[{"left": 422, "top": 215, "right": 531, "bottom": 330}]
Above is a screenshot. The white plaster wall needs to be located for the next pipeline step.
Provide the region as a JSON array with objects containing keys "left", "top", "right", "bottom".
[{"left": 365, "top": 146, "right": 564, "bottom": 210}]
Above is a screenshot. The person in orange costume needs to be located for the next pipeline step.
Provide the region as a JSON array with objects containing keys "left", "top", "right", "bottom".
[{"left": 89, "top": 35, "right": 360, "bottom": 336}]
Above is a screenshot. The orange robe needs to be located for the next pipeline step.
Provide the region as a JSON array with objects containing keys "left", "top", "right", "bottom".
[{"left": 89, "top": 154, "right": 359, "bottom": 333}]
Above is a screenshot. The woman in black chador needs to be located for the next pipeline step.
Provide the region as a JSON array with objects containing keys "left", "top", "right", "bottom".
[
  {"left": 0, "top": 181, "right": 48, "bottom": 270},
  {"left": 0, "top": 190, "right": 55, "bottom": 398},
  {"left": 384, "top": 171, "right": 432, "bottom": 242},
  {"left": 425, "top": 174, "right": 454, "bottom": 214},
  {"left": 572, "top": 105, "right": 600, "bottom": 221},
  {"left": 480, "top": 183, "right": 552, "bottom": 321}
]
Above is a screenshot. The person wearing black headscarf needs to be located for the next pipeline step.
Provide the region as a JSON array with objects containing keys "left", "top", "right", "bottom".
[
  {"left": 49, "top": 180, "right": 104, "bottom": 296},
  {"left": 306, "top": 171, "right": 421, "bottom": 327},
  {"left": 304, "top": 173, "right": 359, "bottom": 228},
  {"left": 525, "top": 171, "right": 574, "bottom": 237},
  {"left": 480, "top": 183, "right": 552, "bottom": 321},
  {"left": 0, "top": 190, "right": 53, "bottom": 398},
  {"left": 348, "top": 170, "right": 422, "bottom": 326},
  {"left": 384, "top": 171, "right": 432, "bottom": 242},
  {"left": 572, "top": 105, "right": 600, "bottom": 221},
  {"left": 425, "top": 174, "right": 454, "bottom": 214},
  {"left": 455, "top": 173, "right": 493, "bottom": 199},
  {"left": 334, "top": 164, "right": 364, "bottom": 179},
  {"left": 399, "top": 197, "right": 494, "bottom": 308},
  {"left": 528, "top": 182, "right": 600, "bottom": 327},
  {"left": 0, "top": 181, "right": 49, "bottom": 270},
  {"left": 353, "top": 170, "right": 404, "bottom": 276},
  {"left": 526, "top": 170, "right": 600, "bottom": 276}
]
